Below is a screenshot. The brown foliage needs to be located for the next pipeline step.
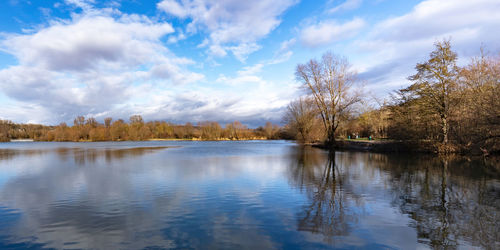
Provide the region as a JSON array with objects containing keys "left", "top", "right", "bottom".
[
  {"left": 0, "top": 116, "right": 283, "bottom": 142},
  {"left": 382, "top": 43, "right": 498, "bottom": 154},
  {"left": 286, "top": 42, "right": 498, "bottom": 155}
]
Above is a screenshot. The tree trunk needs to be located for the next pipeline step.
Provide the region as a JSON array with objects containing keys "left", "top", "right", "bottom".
[
  {"left": 299, "top": 128, "right": 306, "bottom": 143},
  {"left": 441, "top": 115, "right": 448, "bottom": 145},
  {"left": 326, "top": 126, "right": 336, "bottom": 148}
]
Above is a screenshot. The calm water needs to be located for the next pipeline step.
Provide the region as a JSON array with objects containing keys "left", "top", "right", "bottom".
[{"left": 0, "top": 141, "right": 498, "bottom": 249}]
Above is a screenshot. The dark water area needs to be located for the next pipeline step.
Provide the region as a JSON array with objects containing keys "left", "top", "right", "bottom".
[{"left": 0, "top": 141, "right": 498, "bottom": 249}]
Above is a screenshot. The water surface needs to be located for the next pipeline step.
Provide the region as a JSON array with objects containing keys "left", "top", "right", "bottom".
[{"left": 0, "top": 141, "right": 498, "bottom": 249}]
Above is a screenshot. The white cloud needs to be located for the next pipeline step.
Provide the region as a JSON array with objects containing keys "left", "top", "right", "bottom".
[
  {"left": 208, "top": 44, "right": 227, "bottom": 57},
  {"left": 268, "top": 38, "right": 296, "bottom": 64},
  {"left": 353, "top": 0, "right": 500, "bottom": 96},
  {"left": 328, "top": 0, "right": 362, "bottom": 14},
  {"left": 2, "top": 16, "right": 174, "bottom": 71},
  {"left": 150, "top": 61, "right": 205, "bottom": 84},
  {"left": 278, "top": 38, "right": 296, "bottom": 53},
  {"left": 64, "top": 0, "right": 95, "bottom": 12},
  {"left": 300, "top": 18, "right": 365, "bottom": 48},
  {"left": 0, "top": 3, "right": 204, "bottom": 124},
  {"left": 114, "top": 77, "right": 297, "bottom": 126},
  {"left": 370, "top": 0, "right": 500, "bottom": 44},
  {"left": 199, "top": 53, "right": 301, "bottom": 124},
  {"left": 157, "top": 0, "right": 297, "bottom": 60},
  {"left": 167, "top": 31, "right": 186, "bottom": 44},
  {"left": 228, "top": 43, "right": 262, "bottom": 63},
  {"left": 157, "top": 0, "right": 189, "bottom": 18}
]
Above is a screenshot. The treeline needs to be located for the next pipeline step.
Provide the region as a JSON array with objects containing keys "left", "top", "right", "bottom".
[
  {"left": 0, "top": 120, "right": 52, "bottom": 142},
  {"left": 0, "top": 115, "right": 286, "bottom": 142},
  {"left": 284, "top": 40, "right": 499, "bottom": 155}
]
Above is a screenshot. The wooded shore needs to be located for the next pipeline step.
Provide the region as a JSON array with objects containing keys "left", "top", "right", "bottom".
[{"left": 313, "top": 140, "right": 497, "bottom": 156}]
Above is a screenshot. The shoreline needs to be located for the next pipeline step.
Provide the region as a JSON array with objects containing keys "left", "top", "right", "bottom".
[
  {"left": 313, "top": 140, "right": 436, "bottom": 154},
  {"left": 312, "top": 140, "right": 499, "bottom": 156},
  {"left": 147, "top": 137, "right": 269, "bottom": 141},
  {"left": 3, "top": 138, "right": 274, "bottom": 143}
]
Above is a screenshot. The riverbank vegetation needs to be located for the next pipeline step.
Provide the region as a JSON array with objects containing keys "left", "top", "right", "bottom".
[
  {"left": 285, "top": 40, "right": 499, "bottom": 155},
  {"left": 0, "top": 117, "right": 284, "bottom": 142}
]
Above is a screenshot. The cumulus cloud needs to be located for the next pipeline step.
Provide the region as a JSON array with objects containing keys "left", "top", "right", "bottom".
[
  {"left": 157, "top": 0, "right": 189, "bottom": 18},
  {"left": 167, "top": 30, "right": 187, "bottom": 44},
  {"left": 3, "top": 16, "right": 174, "bottom": 71},
  {"left": 157, "top": 0, "right": 297, "bottom": 61},
  {"left": 126, "top": 36, "right": 300, "bottom": 126},
  {"left": 300, "top": 18, "right": 365, "bottom": 48},
  {"left": 0, "top": 2, "right": 204, "bottom": 124},
  {"left": 370, "top": 0, "right": 500, "bottom": 44},
  {"left": 354, "top": 0, "right": 500, "bottom": 95},
  {"left": 228, "top": 43, "right": 262, "bottom": 62},
  {"left": 113, "top": 79, "right": 296, "bottom": 127}
]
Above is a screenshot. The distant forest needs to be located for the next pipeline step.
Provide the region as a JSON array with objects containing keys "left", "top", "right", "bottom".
[{"left": 0, "top": 116, "right": 286, "bottom": 142}]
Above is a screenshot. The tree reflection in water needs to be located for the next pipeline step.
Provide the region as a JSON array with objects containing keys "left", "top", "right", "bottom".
[
  {"left": 288, "top": 147, "right": 500, "bottom": 248},
  {"left": 0, "top": 146, "right": 170, "bottom": 166},
  {"left": 367, "top": 154, "right": 500, "bottom": 249},
  {"left": 288, "top": 146, "right": 364, "bottom": 243}
]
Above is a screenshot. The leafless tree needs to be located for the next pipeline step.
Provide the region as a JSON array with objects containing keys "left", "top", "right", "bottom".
[
  {"left": 283, "top": 97, "right": 318, "bottom": 143},
  {"left": 295, "top": 52, "right": 361, "bottom": 146}
]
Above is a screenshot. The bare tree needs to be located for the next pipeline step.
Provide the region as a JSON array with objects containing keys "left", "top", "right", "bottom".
[
  {"left": 86, "top": 117, "right": 98, "bottom": 128},
  {"left": 295, "top": 52, "right": 361, "bottom": 146},
  {"left": 129, "top": 115, "right": 144, "bottom": 124},
  {"left": 104, "top": 117, "right": 112, "bottom": 128},
  {"left": 457, "top": 49, "right": 500, "bottom": 152},
  {"left": 73, "top": 116, "right": 85, "bottom": 127},
  {"left": 283, "top": 97, "right": 318, "bottom": 143}
]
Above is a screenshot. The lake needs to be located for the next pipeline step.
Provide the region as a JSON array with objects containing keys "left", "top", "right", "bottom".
[{"left": 0, "top": 141, "right": 498, "bottom": 249}]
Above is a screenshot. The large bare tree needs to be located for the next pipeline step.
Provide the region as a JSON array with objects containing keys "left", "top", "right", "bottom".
[{"left": 295, "top": 52, "right": 360, "bottom": 147}]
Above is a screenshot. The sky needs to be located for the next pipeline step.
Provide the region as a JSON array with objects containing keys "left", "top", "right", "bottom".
[{"left": 0, "top": 0, "right": 499, "bottom": 126}]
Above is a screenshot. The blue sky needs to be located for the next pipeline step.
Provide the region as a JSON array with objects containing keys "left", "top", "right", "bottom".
[{"left": 0, "top": 0, "right": 499, "bottom": 126}]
